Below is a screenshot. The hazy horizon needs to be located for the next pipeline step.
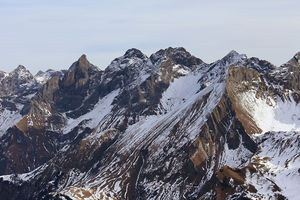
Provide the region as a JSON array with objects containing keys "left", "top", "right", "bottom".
[{"left": 1, "top": 0, "right": 299, "bottom": 73}]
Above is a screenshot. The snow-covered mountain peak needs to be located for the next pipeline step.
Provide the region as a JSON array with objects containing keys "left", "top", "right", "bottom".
[
  {"left": 151, "top": 47, "right": 204, "bottom": 68},
  {"left": 106, "top": 49, "right": 149, "bottom": 73},
  {"left": 245, "top": 57, "right": 276, "bottom": 74},
  {"left": 0, "top": 65, "right": 37, "bottom": 97},
  {"left": 10, "top": 65, "right": 33, "bottom": 79},
  {"left": 228, "top": 49, "right": 239, "bottom": 55},
  {"left": 221, "top": 50, "right": 247, "bottom": 66},
  {"left": 15, "top": 65, "right": 27, "bottom": 71},
  {"left": 165, "top": 46, "right": 190, "bottom": 55},
  {"left": 124, "top": 48, "right": 148, "bottom": 60}
]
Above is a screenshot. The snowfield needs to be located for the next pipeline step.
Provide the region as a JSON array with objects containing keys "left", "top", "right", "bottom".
[
  {"left": 240, "top": 90, "right": 300, "bottom": 133},
  {"left": 245, "top": 131, "right": 300, "bottom": 199}
]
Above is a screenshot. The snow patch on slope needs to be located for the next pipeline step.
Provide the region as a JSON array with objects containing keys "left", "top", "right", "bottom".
[
  {"left": 0, "top": 108, "right": 22, "bottom": 137},
  {"left": 83, "top": 70, "right": 228, "bottom": 196},
  {"left": 160, "top": 72, "right": 199, "bottom": 111},
  {"left": 0, "top": 164, "right": 48, "bottom": 184},
  {"left": 245, "top": 131, "right": 300, "bottom": 199},
  {"left": 172, "top": 64, "right": 189, "bottom": 75},
  {"left": 63, "top": 89, "right": 119, "bottom": 134},
  {"left": 240, "top": 91, "right": 300, "bottom": 133},
  {"left": 220, "top": 141, "right": 252, "bottom": 168},
  {"left": 34, "top": 71, "right": 54, "bottom": 84}
]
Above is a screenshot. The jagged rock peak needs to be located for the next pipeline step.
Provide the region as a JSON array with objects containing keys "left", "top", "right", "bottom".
[
  {"left": 227, "top": 50, "right": 239, "bottom": 56},
  {"left": 288, "top": 52, "right": 300, "bottom": 66},
  {"left": 106, "top": 48, "right": 149, "bottom": 72},
  {"left": 166, "top": 47, "right": 195, "bottom": 59},
  {"left": 124, "top": 48, "right": 147, "bottom": 60},
  {"left": 10, "top": 65, "right": 33, "bottom": 78},
  {"left": 63, "top": 54, "right": 98, "bottom": 88},
  {"left": 150, "top": 47, "right": 204, "bottom": 68},
  {"left": 68, "top": 54, "right": 94, "bottom": 71},
  {"left": 78, "top": 54, "right": 91, "bottom": 69},
  {"left": 166, "top": 46, "right": 191, "bottom": 54},
  {"left": 223, "top": 50, "right": 246, "bottom": 61},
  {"left": 15, "top": 65, "right": 27, "bottom": 71},
  {"left": 78, "top": 54, "right": 88, "bottom": 64},
  {"left": 216, "top": 50, "right": 247, "bottom": 67},
  {"left": 245, "top": 57, "right": 276, "bottom": 74}
]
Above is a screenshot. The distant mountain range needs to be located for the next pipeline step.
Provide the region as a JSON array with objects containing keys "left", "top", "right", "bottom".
[{"left": 0, "top": 47, "right": 299, "bottom": 199}]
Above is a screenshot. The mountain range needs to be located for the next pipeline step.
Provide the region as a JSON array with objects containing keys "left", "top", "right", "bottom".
[{"left": 0, "top": 47, "right": 299, "bottom": 200}]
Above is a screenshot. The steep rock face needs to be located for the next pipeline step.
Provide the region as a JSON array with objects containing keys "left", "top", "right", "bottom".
[
  {"left": 0, "top": 66, "right": 64, "bottom": 137},
  {"left": 269, "top": 52, "right": 300, "bottom": 95},
  {"left": 210, "top": 56, "right": 300, "bottom": 199},
  {"left": 63, "top": 54, "right": 91, "bottom": 88},
  {"left": 134, "top": 92, "right": 257, "bottom": 199},
  {"left": 0, "top": 127, "right": 60, "bottom": 175},
  {"left": 281, "top": 52, "right": 300, "bottom": 92},
  {"left": 56, "top": 54, "right": 99, "bottom": 112},
  {"left": 226, "top": 66, "right": 268, "bottom": 134},
  {"left": 111, "top": 47, "right": 205, "bottom": 117},
  {"left": 244, "top": 57, "right": 276, "bottom": 74},
  {"left": 0, "top": 55, "right": 101, "bottom": 175},
  {"left": 289, "top": 52, "right": 300, "bottom": 66},
  {"left": 16, "top": 76, "right": 61, "bottom": 133},
  {"left": 150, "top": 47, "right": 203, "bottom": 69},
  {"left": 18, "top": 54, "right": 100, "bottom": 132}
]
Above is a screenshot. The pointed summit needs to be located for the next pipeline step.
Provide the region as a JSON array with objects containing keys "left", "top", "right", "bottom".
[
  {"left": 11, "top": 65, "right": 30, "bottom": 75},
  {"left": 10, "top": 65, "right": 33, "bottom": 79},
  {"left": 69, "top": 54, "right": 93, "bottom": 71},
  {"left": 288, "top": 52, "right": 300, "bottom": 67},
  {"left": 78, "top": 54, "right": 88, "bottom": 65},
  {"left": 226, "top": 50, "right": 240, "bottom": 57},
  {"left": 150, "top": 47, "right": 203, "bottom": 68},
  {"left": 124, "top": 48, "right": 147, "bottom": 60},
  {"left": 219, "top": 50, "right": 247, "bottom": 66},
  {"left": 15, "top": 65, "right": 27, "bottom": 71},
  {"left": 63, "top": 54, "right": 96, "bottom": 88},
  {"left": 106, "top": 48, "right": 148, "bottom": 72},
  {"left": 223, "top": 50, "right": 244, "bottom": 59}
]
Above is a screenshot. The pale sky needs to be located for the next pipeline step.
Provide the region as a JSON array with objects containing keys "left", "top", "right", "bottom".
[{"left": 0, "top": 0, "right": 299, "bottom": 74}]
